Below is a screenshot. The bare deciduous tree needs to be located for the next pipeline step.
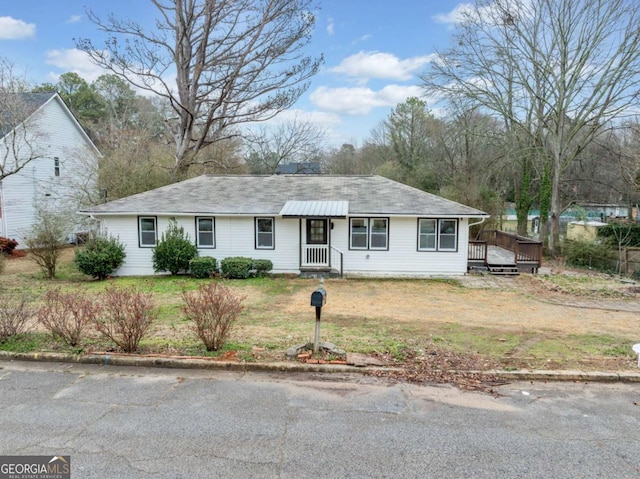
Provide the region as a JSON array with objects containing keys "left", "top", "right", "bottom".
[
  {"left": 0, "top": 58, "right": 46, "bottom": 182},
  {"left": 244, "top": 117, "right": 326, "bottom": 174},
  {"left": 76, "top": 0, "right": 323, "bottom": 177},
  {"left": 423, "top": 0, "right": 640, "bottom": 254}
]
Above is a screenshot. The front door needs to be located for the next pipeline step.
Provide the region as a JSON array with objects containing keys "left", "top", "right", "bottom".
[
  {"left": 306, "top": 218, "right": 328, "bottom": 245},
  {"left": 303, "top": 218, "right": 329, "bottom": 267}
]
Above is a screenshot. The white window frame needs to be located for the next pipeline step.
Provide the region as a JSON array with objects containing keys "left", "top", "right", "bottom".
[
  {"left": 349, "top": 218, "right": 368, "bottom": 250},
  {"left": 255, "top": 217, "right": 275, "bottom": 249},
  {"left": 369, "top": 218, "right": 389, "bottom": 250},
  {"left": 418, "top": 219, "right": 437, "bottom": 251},
  {"left": 196, "top": 217, "right": 215, "bottom": 248},
  {"left": 138, "top": 216, "right": 157, "bottom": 247}
]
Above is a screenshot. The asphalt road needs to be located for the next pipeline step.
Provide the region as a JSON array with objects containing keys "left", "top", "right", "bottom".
[{"left": 0, "top": 361, "right": 638, "bottom": 478}]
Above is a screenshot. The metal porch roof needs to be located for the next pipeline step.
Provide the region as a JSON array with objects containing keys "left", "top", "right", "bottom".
[{"left": 279, "top": 200, "right": 349, "bottom": 217}]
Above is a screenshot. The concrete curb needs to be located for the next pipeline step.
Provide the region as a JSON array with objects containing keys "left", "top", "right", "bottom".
[{"left": 1, "top": 351, "right": 639, "bottom": 383}]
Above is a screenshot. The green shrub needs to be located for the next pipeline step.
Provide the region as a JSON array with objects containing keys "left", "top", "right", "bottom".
[
  {"left": 220, "top": 257, "right": 253, "bottom": 279},
  {"left": 561, "top": 239, "right": 614, "bottom": 271},
  {"left": 74, "top": 235, "right": 126, "bottom": 280},
  {"left": 153, "top": 219, "right": 198, "bottom": 275},
  {"left": 189, "top": 256, "right": 218, "bottom": 279},
  {"left": 252, "top": 259, "right": 273, "bottom": 276},
  {"left": 598, "top": 222, "right": 640, "bottom": 246}
]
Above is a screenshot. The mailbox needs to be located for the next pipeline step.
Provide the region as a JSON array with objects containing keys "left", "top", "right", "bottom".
[{"left": 310, "top": 289, "right": 325, "bottom": 307}]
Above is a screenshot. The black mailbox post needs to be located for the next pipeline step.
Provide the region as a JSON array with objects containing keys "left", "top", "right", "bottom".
[{"left": 310, "top": 281, "right": 326, "bottom": 353}]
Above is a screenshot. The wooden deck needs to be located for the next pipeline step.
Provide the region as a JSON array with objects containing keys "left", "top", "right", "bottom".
[{"left": 468, "top": 230, "right": 542, "bottom": 275}]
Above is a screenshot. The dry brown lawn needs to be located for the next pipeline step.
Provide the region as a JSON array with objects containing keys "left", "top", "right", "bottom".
[{"left": 2, "top": 249, "right": 640, "bottom": 374}]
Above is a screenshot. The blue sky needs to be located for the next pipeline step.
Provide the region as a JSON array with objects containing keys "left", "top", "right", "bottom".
[{"left": 0, "top": 0, "right": 466, "bottom": 146}]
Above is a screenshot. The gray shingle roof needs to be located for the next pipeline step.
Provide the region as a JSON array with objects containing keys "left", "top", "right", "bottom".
[{"left": 82, "top": 175, "right": 488, "bottom": 217}]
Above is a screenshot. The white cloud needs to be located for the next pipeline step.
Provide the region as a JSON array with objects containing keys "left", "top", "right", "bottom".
[
  {"left": 326, "top": 18, "right": 334, "bottom": 36},
  {"left": 432, "top": 3, "right": 475, "bottom": 25},
  {"left": 66, "top": 15, "right": 82, "bottom": 24},
  {"left": 310, "top": 84, "right": 423, "bottom": 115},
  {"left": 0, "top": 16, "right": 36, "bottom": 40},
  {"left": 331, "top": 51, "right": 436, "bottom": 82},
  {"left": 433, "top": 1, "right": 533, "bottom": 26},
  {"left": 45, "top": 48, "right": 107, "bottom": 83}
]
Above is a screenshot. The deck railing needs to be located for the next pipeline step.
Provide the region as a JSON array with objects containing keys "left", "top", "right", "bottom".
[
  {"left": 468, "top": 240, "right": 488, "bottom": 262},
  {"left": 473, "top": 230, "right": 542, "bottom": 266}
]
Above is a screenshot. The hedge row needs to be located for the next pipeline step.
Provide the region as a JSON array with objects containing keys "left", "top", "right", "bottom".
[{"left": 190, "top": 256, "right": 273, "bottom": 279}]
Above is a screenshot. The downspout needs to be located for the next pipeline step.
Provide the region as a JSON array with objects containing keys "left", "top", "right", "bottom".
[
  {"left": 468, "top": 216, "right": 487, "bottom": 241},
  {"left": 468, "top": 216, "right": 487, "bottom": 228}
]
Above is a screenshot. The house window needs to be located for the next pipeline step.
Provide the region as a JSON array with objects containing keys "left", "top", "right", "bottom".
[
  {"left": 370, "top": 218, "right": 388, "bottom": 250},
  {"left": 139, "top": 217, "right": 157, "bottom": 247},
  {"left": 255, "top": 217, "right": 274, "bottom": 249},
  {"left": 439, "top": 219, "right": 457, "bottom": 251},
  {"left": 350, "top": 218, "right": 368, "bottom": 249},
  {"left": 418, "top": 218, "right": 458, "bottom": 251},
  {"left": 350, "top": 218, "right": 389, "bottom": 250},
  {"left": 54, "top": 157, "right": 60, "bottom": 177},
  {"left": 196, "top": 217, "right": 215, "bottom": 248},
  {"left": 418, "top": 219, "right": 437, "bottom": 250}
]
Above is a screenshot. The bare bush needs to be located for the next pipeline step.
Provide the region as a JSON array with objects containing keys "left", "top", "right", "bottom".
[
  {"left": 0, "top": 294, "right": 34, "bottom": 340},
  {"left": 95, "top": 285, "right": 157, "bottom": 353},
  {"left": 182, "top": 282, "right": 245, "bottom": 351},
  {"left": 36, "top": 288, "right": 99, "bottom": 347}
]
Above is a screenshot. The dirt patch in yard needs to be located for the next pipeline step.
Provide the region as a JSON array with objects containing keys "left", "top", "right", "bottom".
[{"left": 281, "top": 275, "right": 640, "bottom": 338}]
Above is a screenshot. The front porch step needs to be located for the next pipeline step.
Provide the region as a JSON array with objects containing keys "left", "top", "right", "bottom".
[
  {"left": 487, "top": 264, "right": 519, "bottom": 276},
  {"left": 299, "top": 268, "right": 341, "bottom": 279}
]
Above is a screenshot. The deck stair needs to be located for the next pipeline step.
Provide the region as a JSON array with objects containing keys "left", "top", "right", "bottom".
[{"left": 487, "top": 263, "right": 519, "bottom": 276}]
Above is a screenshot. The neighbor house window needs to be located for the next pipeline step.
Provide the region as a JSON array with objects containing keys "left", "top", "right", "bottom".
[
  {"left": 54, "top": 157, "right": 60, "bottom": 177},
  {"left": 418, "top": 218, "right": 458, "bottom": 251},
  {"left": 350, "top": 218, "right": 389, "bottom": 250},
  {"left": 255, "top": 217, "right": 274, "bottom": 249},
  {"left": 139, "top": 216, "right": 157, "bottom": 247},
  {"left": 196, "top": 217, "right": 215, "bottom": 248}
]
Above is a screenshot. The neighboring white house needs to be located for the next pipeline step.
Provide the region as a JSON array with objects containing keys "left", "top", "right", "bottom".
[
  {"left": 80, "top": 175, "right": 489, "bottom": 277},
  {"left": 0, "top": 92, "right": 101, "bottom": 247}
]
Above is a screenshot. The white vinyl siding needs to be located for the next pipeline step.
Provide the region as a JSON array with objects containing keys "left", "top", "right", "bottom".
[{"left": 0, "top": 96, "right": 100, "bottom": 247}]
